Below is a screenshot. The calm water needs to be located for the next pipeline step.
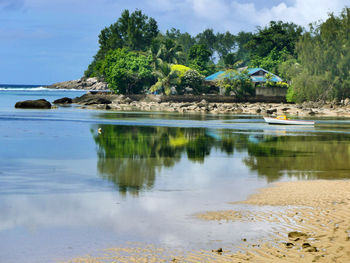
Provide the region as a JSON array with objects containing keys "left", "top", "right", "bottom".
[{"left": 1, "top": 86, "right": 350, "bottom": 262}]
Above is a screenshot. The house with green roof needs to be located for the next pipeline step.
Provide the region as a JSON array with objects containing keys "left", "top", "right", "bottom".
[{"left": 205, "top": 68, "right": 287, "bottom": 97}]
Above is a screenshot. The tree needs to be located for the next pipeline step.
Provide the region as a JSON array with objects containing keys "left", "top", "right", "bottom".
[
  {"left": 195, "top": 29, "right": 217, "bottom": 55},
  {"left": 235, "top": 31, "right": 254, "bottom": 64},
  {"left": 188, "top": 44, "right": 216, "bottom": 76},
  {"left": 157, "top": 38, "right": 183, "bottom": 64},
  {"left": 217, "top": 69, "right": 255, "bottom": 98},
  {"left": 215, "top": 31, "right": 236, "bottom": 58},
  {"left": 181, "top": 69, "right": 205, "bottom": 94},
  {"left": 288, "top": 8, "right": 350, "bottom": 102},
  {"left": 249, "top": 47, "right": 290, "bottom": 74},
  {"left": 100, "top": 48, "right": 153, "bottom": 94},
  {"left": 85, "top": 9, "right": 159, "bottom": 78},
  {"left": 150, "top": 62, "right": 178, "bottom": 95},
  {"left": 246, "top": 21, "right": 303, "bottom": 58},
  {"left": 150, "top": 64, "right": 204, "bottom": 95}
]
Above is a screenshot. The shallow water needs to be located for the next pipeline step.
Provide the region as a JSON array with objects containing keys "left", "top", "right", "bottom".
[{"left": 1, "top": 88, "right": 350, "bottom": 262}]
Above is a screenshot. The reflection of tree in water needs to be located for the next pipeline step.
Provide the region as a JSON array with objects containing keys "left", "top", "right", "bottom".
[
  {"left": 92, "top": 125, "right": 233, "bottom": 195},
  {"left": 244, "top": 134, "right": 350, "bottom": 182},
  {"left": 93, "top": 125, "right": 350, "bottom": 194}
]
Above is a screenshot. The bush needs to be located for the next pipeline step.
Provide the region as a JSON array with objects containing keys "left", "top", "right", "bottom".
[
  {"left": 180, "top": 70, "right": 205, "bottom": 94},
  {"left": 100, "top": 48, "right": 153, "bottom": 94},
  {"left": 217, "top": 69, "right": 254, "bottom": 98}
]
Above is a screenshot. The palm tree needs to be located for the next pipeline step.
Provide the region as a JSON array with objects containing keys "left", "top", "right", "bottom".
[
  {"left": 150, "top": 62, "right": 179, "bottom": 95},
  {"left": 158, "top": 39, "right": 183, "bottom": 64}
]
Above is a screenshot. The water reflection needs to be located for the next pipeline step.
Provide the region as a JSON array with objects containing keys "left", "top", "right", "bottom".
[
  {"left": 92, "top": 125, "right": 350, "bottom": 194},
  {"left": 245, "top": 134, "right": 350, "bottom": 181},
  {"left": 92, "top": 125, "right": 231, "bottom": 195}
]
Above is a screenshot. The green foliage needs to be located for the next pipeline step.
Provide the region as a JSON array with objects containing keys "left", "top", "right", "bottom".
[
  {"left": 246, "top": 21, "right": 303, "bottom": 58},
  {"left": 278, "top": 57, "right": 302, "bottom": 81},
  {"left": 85, "top": 9, "right": 159, "bottom": 78},
  {"left": 180, "top": 69, "right": 205, "bottom": 94},
  {"left": 150, "top": 62, "right": 179, "bottom": 95},
  {"left": 249, "top": 47, "right": 290, "bottom": 74},
  {"left": 151, "top": 63, "right": 204, "bottom": 95},
  {"left": 170, "top": 64, "right": 191, "bottom": 77},
  {"left": 188, "top": 44, "right": 216, "bottom": 76},
  {"left": 223, "top": 53, "right": 238, "bottom": 69},
  {"left": 195, "top": 29, "right": 217, "bottom": 55},
  {"left": 286, "top": 85, "right": 296, "bottom": 103},
  {"left": 100, "top": 48, "right": 153, "bottom": 94},
  {"left": 235, "top": 31, "right": 254, "bottom": 63},
  {"left": 217, "top": 69, "right": 255, "bottom": 98},
  {"left": 288, "top": 8, "right": 350, "bottom": 102}
]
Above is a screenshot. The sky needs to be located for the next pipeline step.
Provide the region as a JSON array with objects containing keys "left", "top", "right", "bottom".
[{"left": 0, "top": 0, "right": 348, "bottom": 85}]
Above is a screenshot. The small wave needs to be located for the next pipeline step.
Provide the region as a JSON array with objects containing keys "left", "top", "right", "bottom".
[{"left": 0, "top": 87, "right": 83, "bottom": 91}]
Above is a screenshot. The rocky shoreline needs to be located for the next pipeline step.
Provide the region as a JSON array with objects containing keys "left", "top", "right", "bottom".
[
  {"left": 47, "top": 77, "right": 108, "bottom": 90},
  {"left": 14, "top": 91, "right": 350, "bottom": 117},
  {"left": 58, "top": 92, "right": 350, "bottom": 117}
]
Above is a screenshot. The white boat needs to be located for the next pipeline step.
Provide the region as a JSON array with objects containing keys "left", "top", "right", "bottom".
[{"left": 264, "top": 116, "right": 315, "bottom": 125}]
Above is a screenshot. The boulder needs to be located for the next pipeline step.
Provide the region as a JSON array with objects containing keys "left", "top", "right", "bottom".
[
  {"left": 15, "top": 99, "right": 51, "bottom": 109},
  {"left": 197, "top": 99, "right": 208, "bottom": 107},
  {"left": 83, "top": 97, "right": 112, "bottom": 105},
  {"left": 266, "top": 108, "right": 277, "bottom": 114},
  {"left": 344, "top": 98, "right": 350, "bottom": 106},
  {"left": 53, "top": 97, "right": 73, "bottom": 104},
  {"left": 73, "top": 94, "right": 112, "bottom": 105},
  {"left": 47, "top": 77, "right": 108, "bottom": 90}
]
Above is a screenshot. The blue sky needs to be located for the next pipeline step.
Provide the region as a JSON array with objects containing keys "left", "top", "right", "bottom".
[{"left": 0, "top": 0, "right": 348, "bottom": 85}]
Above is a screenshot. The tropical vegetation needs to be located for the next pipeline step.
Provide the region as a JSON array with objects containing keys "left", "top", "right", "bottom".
[{"left": 84, "top": 7, "right": 350, "bottom": 102}]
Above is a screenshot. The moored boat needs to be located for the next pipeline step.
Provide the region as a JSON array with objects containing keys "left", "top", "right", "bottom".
[{"left": 264, "top": 115, "right": 315, "bottom": 125}]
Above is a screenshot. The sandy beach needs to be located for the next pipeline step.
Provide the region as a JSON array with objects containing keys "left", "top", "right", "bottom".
[{"left": 62, "top": 179, "right": 350, "bottom": 262}]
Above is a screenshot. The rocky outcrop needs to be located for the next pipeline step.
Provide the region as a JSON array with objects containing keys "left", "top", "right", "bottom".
[
  {"left": 53, "top": 93, "right": 350, "bottom": 117},
  {"left": 15, "top": 99, "right": 51, "bottom": 109},
  {"left": 47, "top": 77, "right": 108, "bottom": 91},
  {"left": 72, "top": 93, "right": 112, "bottom": 105},
  {"left": 53, "top": 97, "right": 73, "bottom": 104}
]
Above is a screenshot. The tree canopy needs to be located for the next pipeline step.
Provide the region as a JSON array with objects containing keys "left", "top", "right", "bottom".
[
  {"left": 287, "top": 7, "right": 350, "bottom": 102},
  {"left": 83, "top": 7, "right": 350, "bottom": 101}
]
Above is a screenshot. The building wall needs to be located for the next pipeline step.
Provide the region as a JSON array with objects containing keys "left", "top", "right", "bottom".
[{"left": 256, "top": 86, "right": 287, "bottom": 97}]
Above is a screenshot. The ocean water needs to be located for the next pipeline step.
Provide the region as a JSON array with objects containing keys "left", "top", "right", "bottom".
[{"left": 1, "top": 85, "right": 350, "bottom": 262}]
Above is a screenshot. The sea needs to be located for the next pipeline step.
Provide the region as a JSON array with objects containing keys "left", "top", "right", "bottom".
[{"left": 1, "top": 84, "right": 350, "bottom": 262}]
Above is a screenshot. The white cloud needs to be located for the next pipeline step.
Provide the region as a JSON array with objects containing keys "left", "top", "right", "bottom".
[
  {"left": 180, "top": 0, "right": 349, "bottom": 32},
  {"left": 191, "top": 0, "right": 230, "bottom": 21}
]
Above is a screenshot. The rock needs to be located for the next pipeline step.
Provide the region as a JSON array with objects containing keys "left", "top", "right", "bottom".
[
  {"left": 266, "top": 108, "right": 277, "bottom": 114},
  {"left": 344, "top": 98, "right": 350, "bottom": 105},
  {"left": 256, "top": 108, "right": 262, "bottom": 113},
  {"left": 47, "top": 77, "right": 108, "bottom": 91},
  {"left": 212, "top": 248, "right": 223, "bottom": 254},
  {"left": 170, "top": 87, "right": 177, "bottom": 95},
  {"left": 285, "top": 242, "right": 294, "bottom": 248},
  {"left": 84, "top": 97, "right": 112, "bottom": 105},
  {"left": 15, "top": 99, "right": 51, "bottom": 109},
  {"left": 197, "top": 99, "right": 208, "bottom": 107},
  {"left": 309, "top": 110, "right": 316, "bottom": 116},
  {"left": 180, "top": 103, "right": 193, "bottom": 108},
  {"left": 302, "top": 243, "right": 311, "bottom": 249},
  {"left": 184, "top": 87, "right": 193, "bottom": 94},
  {"left": 302, "top": 243, "right": 318, "bottom": 252},
  {"left": 288, "top": 231, "right": 308, "bottom": 241},
  {"left": 124, "top": 97, "right": 132, "bottom": 104},
  {"left": 73, "top": 94, "right": 112, "bottom": 105},
  {"left": 53, "top": 97, "right": 73, "bottom": 104}
]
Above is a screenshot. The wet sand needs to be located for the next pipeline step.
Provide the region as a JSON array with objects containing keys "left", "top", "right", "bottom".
[{"left": 62, "top": 180, "right": 350, "bottom": 262}]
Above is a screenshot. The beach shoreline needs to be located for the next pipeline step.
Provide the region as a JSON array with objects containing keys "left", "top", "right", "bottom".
[
  {"left": 66, "top": 93, "right": 350, "bottom": 118},
  {"left": 62, "top": 179, "right": 350, "bottom": 262}
]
